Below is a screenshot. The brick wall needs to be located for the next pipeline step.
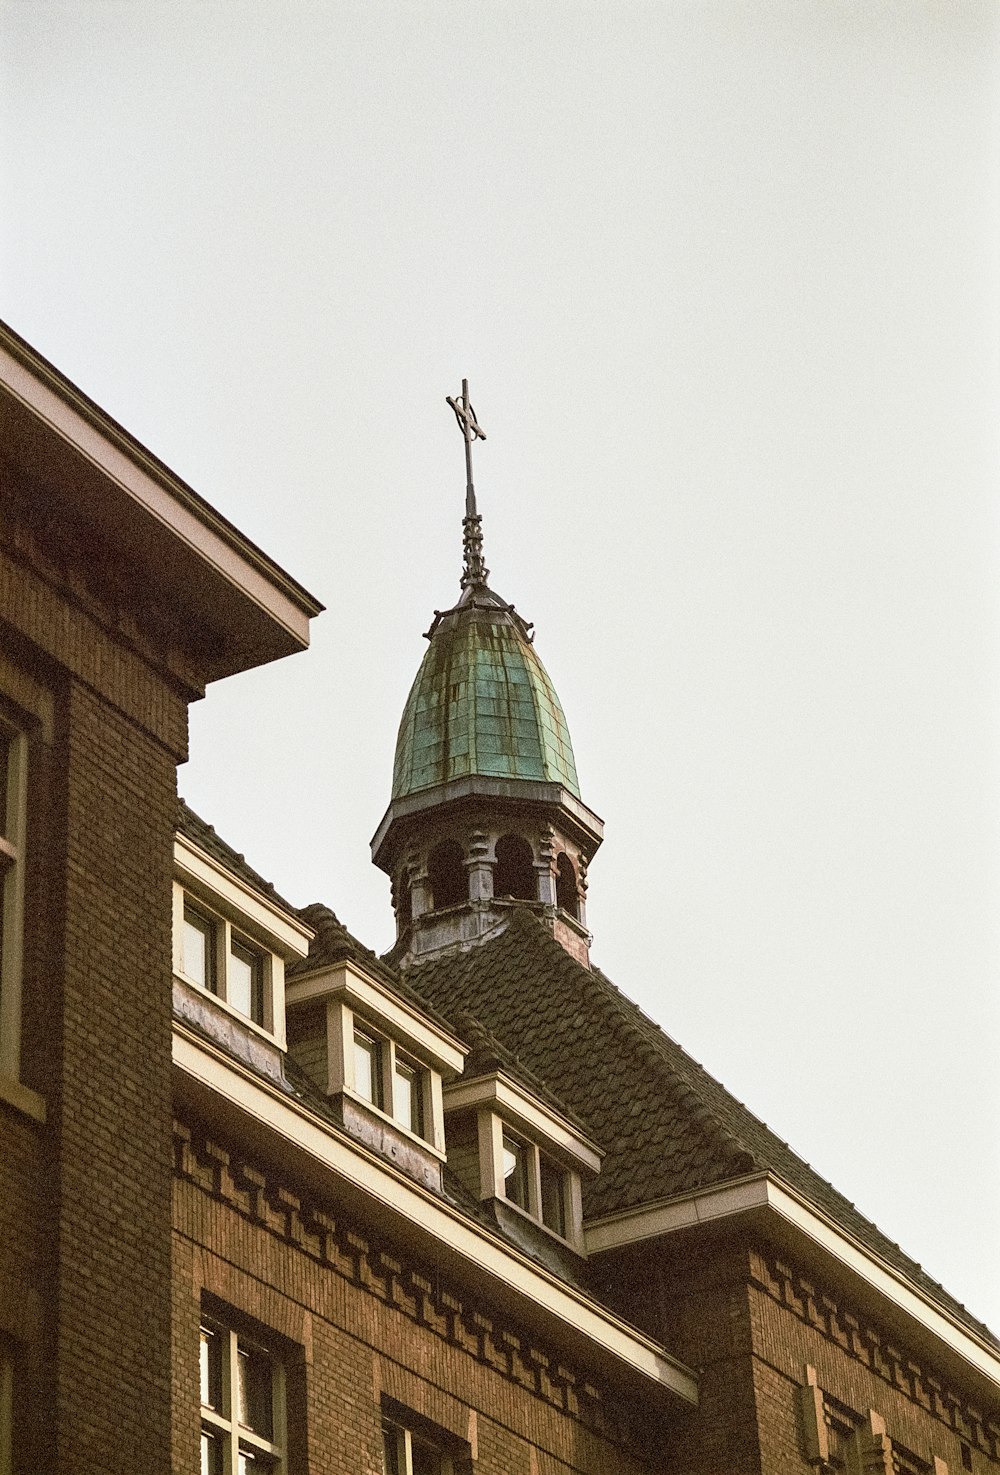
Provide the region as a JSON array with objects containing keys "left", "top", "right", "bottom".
[
  {"left": 49, "top": 677, "right": 180, "bottom": 1475},
  {"left": 172, "top": 1117, "right": 661, "bottom": 1475},
  {"left": 0, "top": 518, "right": 190, "bottom": 1475}
]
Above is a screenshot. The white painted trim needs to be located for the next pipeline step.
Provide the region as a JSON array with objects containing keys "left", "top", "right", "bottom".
[
  {"left": 286, "top": 962, "right": 466, "bottom": 1075},
  {"left": 443, "top": 1072, "right": 603, "bottom": 1175},
  {"left": 585, "top": 1174, "right": 1000, "bottom": 1390},
  {"left": 175, "top": 835, "right": 312, "bottom": 958},
  {"left": 172, "top": 1027, "right": 698, "bottom": 1407}
]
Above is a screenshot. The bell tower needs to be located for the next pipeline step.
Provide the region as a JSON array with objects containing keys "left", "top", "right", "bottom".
[{"left": 371, "top": 383, "right": 603, "bottom": 967}]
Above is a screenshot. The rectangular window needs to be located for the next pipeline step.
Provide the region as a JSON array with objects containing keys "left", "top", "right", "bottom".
[
  {"left": 501, "top": 1131, "right": 530, "bottom": 1211},
  {"left": 0, "top": 719, "right": 27, "bottom": 1084},
  {"left": 539, "top": 1154, "right": 566, "bottom": 1237},
  {"left": 179, "top": 894, "right": 273, "bottom": 1032},
  {"left": 392, "top": 1057, "right": 423, "bottom": 1137},
  {"left": 354, "top": 1029, "right": 384, "bottom": 1109},
  {"left": 184, "top": 905, "right": 218, "bottom": 993},
  {"left": 229, "top": 938, "right": 264, "bottom": 1026},
  {"left": 200, "top": 1320, "right": 284, "bottom": 1475},
  {"left": 382, "top": 1418, "right": 453, "bottom": 1475}
]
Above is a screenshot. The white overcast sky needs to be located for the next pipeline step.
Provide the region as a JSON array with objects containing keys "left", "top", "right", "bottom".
[{"left": 3, "top": 1, "right": 999, "bottom": 1332}]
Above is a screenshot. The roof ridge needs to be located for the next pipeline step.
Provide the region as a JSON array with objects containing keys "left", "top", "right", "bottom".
[
  {"left": 176, "top": 799, "right": 299, "bottom": 914},
  {"left": 500, "top": 911, "right": 760, "bottom": 1177},
  {"left": 406, "top": 908, "right": 999, "bottom": 1347}
]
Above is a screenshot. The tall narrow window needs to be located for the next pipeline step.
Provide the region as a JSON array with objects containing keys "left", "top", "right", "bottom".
[
  {"left": 501, "top": 1131, "right": 530, "bottom": 1211},
  {"left": 229, "top": 938, "right": 264, "bottom": 1025},
  {"left": 539, "top": 1153, "right": 567, "bottom": 1237},
  {"left": 0, "top": 720, "right": 27, "bottom": 1083},
  {"left": 393, "top": 1057, "right": 423, "bottom": 1137},
  {"left": 201, "top": 1319, "right": 284, "bottom": 1474},
  {"left": 353, "top": 1029, "right": 384, "bottom": 1110},
  {"left": 382, "top": 1418, "right": 454, "bottom": 1475},
  {"left": 555, "top": 852, "right": 579, "bottom": 919},
  {"left": 427, "top": 841, "right": 466, "bottom": 911},
  {"left": 184, "top": 905, "right": 218, "bottom": 993}
]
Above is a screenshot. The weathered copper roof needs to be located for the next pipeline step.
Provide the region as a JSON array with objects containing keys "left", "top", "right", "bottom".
[{"left": 391, "top": 584, "right": 580, "bottom": 801}]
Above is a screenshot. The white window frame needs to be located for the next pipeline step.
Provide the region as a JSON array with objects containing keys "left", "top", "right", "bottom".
[
  {"left": 0, "top": 720, "right": 27, "bottom": 1088},
  {"left": 346, "top": 1014, "right": 433, "bottom": 1146},
  {"left": 491, "top": 1119, "right": 574, "bottom": 1241},
  {"left": 176, "top": 886, "right": 276, "bottom": 1038},
  {"left": 200, "top": 1320, "right": 286, "bottom": 1475},
  {"left": 477, "top": 1109, "right": 585, "bottom": 1250},
  {"left": 381, "top": 1416, "right": 455, "bottom": 1475}
]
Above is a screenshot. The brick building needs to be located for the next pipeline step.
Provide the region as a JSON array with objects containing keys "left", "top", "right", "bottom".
[{"left": 0, "top": 333, "right": 997, "bottom": 1474}]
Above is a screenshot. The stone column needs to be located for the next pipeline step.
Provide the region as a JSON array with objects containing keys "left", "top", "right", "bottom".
[{"left": 466, "top": 830, "right": 493, "bottom": 901}]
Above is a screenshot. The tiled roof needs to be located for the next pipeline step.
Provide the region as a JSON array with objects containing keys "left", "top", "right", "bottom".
[
  {"left": 177, "top": 800, "right": 300, "bottom": 916},
  {"left": 405, "top": 905, "right": 999, "bottom": 1350},
  {"left": 449, "top": 1007, "right": 593, "bottom": 1137},
  {"left": 289, "top": 901, "right": 459, "bottom": 1039}
]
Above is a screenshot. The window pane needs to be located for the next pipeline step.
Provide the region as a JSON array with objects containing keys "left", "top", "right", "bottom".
[
  {"left": 502, "top": 1133, "right": 529, "bottom": 1210},
  {"left": 539, "top": 1156, "right": 566, "bottom": 1237},
  {"left": 393, "top": 1059, "right": 423, "bottom": 1137},
  {"left": 230, "top": 940, "right": 264, "bottom": 1024},
  {"left": 381, "top": 1422, "right": 402, "bottom": 1475},
  {"left": 411, "top": 1435, "right": 444, "bottom": 1475},
  {"left": 236, "top": 1343, "right": 273, "bottom": 1438},
  {"left": 238, "top": 1449, "right": 276, "bottom": 1473},
  {"left": 201, "top": 1430, "right": 224, "bottom": 1475},
  {"left": 354, "top": 1031, "right": 383, "bottom": 1108},
  {"left": 200, "top": 1325, "right": 222, "bottom": 1409},
  {"left": 184, "top": 907, "right": 216, "bottom": 992}
]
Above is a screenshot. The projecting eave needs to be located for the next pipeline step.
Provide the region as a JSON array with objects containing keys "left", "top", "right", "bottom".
[
  {"left": 173, "top": 1025, "right": 698, "bottom": 1411},
  {"left": 0, "top": 321, "right": 323, "bottom": 685},
  {"left": 585, "top": 1172, "right": 1000, "bottom": 1405},
  {"left": 372, "top": 775, "right": 604, "bottom": 872}
]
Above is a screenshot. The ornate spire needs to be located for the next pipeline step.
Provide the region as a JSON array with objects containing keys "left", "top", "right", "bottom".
[{"left": 446, "top": 379, "right": 489, "bottom": 589}]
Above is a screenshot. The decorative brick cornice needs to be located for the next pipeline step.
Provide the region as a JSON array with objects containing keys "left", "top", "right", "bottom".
[
  {"left": 750, "top": 1248, "right": 1000, "bottom": 1459},
  {"left": 172, "top": 1118, "right": 653, "bottom": 1450}
]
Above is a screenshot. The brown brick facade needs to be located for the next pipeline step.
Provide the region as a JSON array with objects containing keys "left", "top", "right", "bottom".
[
  {"left": 2, "top": 335, "right": 997, "bottom": 1475},
  {"left": 172, "top": 1117, "right": 658, "bottom": 1475},
  {"left": 0, "top": 526, "right": 189, "bottom": 1472}
]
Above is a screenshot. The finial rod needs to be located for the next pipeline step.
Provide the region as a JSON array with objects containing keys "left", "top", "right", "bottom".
[{"left": 446, "top": 379, "right": 489, "bottom": 589}]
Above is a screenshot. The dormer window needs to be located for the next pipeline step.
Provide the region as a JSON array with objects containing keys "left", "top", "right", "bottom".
[
  {"left": 284, "top": 960, "right": 466, "bottom": 1170},
  {"left": 178, "top": 895, "right": 273, "bottom": 1032},
  {"left": 348, "top": 1021, "right": 428, "bottom": 1140},
  {"left": 500, "top": 1129, "right": 568, "bottom": 1236},
  {"left": 443, "top": 1070, "right": 603, "bottom": 1254},
  {"left": 172, "top": 828, "right": 313, "bottom": 1054}
]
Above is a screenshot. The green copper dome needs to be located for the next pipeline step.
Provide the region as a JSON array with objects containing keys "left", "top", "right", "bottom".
[{"left": 392, "top": 586, "right": 580, "bottom": 801}]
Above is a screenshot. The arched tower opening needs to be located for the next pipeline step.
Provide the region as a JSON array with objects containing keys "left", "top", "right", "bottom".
[
  {"left": 555, "top": 852, "right": 579, "bottom": 920},
  {"left": 494, "top": 834, "right": 536, "bottom": 901},
  {"left": 427, "top": 840, "right": 467, "bottom": 911}
]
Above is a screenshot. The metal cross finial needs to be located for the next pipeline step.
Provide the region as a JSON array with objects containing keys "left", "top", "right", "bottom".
[{"left": 446, "top": 379, "right": 490, "bottom": 589}]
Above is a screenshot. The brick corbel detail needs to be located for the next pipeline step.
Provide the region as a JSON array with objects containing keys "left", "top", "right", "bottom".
[
  {"left": 173, "top": 1119, "right": 618, "bottom": 1441},
  {"left": 749, "top": 1249, "right": 999, "bottom": 1459}
]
